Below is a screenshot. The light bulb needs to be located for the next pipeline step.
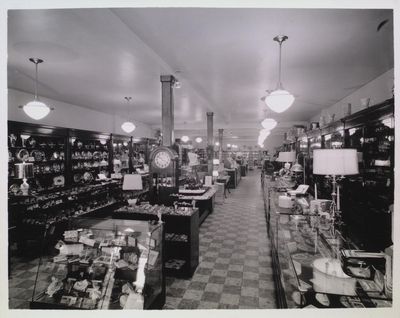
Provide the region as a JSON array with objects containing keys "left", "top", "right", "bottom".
[
  {"left": 23, "top": 100, "right": 51, "bottom": 120},
  {"left": 121, "top": 122, "right": 136, "bottom": 133},
  {"left": 261, "top": 118, "right": 277, "bottom": 130},
  {"left": 265, "top": 89, "right": 295, "bottom": 113},
  {"left": 181, "top": 136, "right": 189, "bottom": 143}
]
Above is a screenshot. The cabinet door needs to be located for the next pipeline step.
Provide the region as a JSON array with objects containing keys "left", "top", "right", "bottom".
[{"left": 362, "top": 117, "right": 394, "bottom": 211}]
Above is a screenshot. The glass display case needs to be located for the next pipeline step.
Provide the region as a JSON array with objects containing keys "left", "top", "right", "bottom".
[
  {"left": 264, "top": 178, "right": 392, "bottom": 308},
  {"left": 30, "top": 218, "right": 165, "bottom": 309}
]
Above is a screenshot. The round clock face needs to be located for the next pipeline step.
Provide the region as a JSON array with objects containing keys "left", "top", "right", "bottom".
[{"left": 154, "top": 151, "right": 171, "bottom": 169}]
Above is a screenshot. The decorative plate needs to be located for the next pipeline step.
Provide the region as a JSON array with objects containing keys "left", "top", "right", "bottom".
[
  {"left": 31, "top": 150, "right": 45, "bottom": 162},
  {"left": 83, "top": 172, "right": 93, "bottom": 183},
  {"left": 93, "top": 151, "right": 101, "bottom": 160},
  {"left": 73, "top": 173, "right": 82, "bottom": 183},
  {"left": 16, "top": 149, "right": 29, "bottom": 161},
  {"left": 9, "top": 183, "right": 20, "bottom": 194},
  {"left": 53, "top": 175, "right": 65, "bottom": 187}
]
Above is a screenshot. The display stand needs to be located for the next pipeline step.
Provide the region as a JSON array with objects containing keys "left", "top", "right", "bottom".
[
  {"left": 30, "top": 218, "right": 165, "bottom": 310},
  {"left": 113, "top": 208, "right": 199, "bottom": 278}
]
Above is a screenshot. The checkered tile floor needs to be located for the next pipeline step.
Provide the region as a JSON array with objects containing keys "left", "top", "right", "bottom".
[
  {"left": 8, "top": 171, "right": 276, "bottom": 309},
  {"left": 164, "top": 171, "right": 276, "bottom": 309}
]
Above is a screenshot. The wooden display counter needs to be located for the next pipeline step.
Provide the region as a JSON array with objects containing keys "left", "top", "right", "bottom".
[
  {"left": 178, "top": 185, "right": 217, "bottom": 225},
  {"left": 113, "top": 208, "right": 199, "bottom": 278}
]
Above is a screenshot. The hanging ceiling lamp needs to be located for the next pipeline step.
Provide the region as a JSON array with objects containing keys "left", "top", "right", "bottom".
[
  {"left": 261, "top": 108, "right": 277, "bottom": 130},
  {"left": 259, "top": 129, "right": 271, "bottom": 139},
  {"left": 261, "top": 117, "right": 277, "bottom": 130},
  {"left": 195, "top": 137, "right": 202, "bottom": 143},
  {"left": 21, "top": 58, "right": 52, "bottom": 120},
  {"left": 121, "top": 97, "right": 136, "bottom": 133},
  {"left": 265, "top": 35, "right": 295, "bottom": 113},
  {"left": 181, "top": 135, "right": 189, "bottom": 143}
]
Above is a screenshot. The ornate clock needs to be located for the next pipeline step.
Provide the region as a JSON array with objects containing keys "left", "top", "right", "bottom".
[
  {"left": 149, "top": 146, "right": 179, "bottom": 206},
  {"left": 150, "top": 146, "right": 177, "bottom": 172}
]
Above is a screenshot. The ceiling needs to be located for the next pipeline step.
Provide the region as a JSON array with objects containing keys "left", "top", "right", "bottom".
[{"left": 7, "top": 7, "right": 394, "bottom": 141}]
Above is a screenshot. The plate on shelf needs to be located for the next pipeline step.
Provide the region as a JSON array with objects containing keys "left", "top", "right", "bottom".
[
  {"left": 93, "top": 151, "right": 101, "bottom": 160},
  {"left": 16, "top": 149, "right": 29, "bottom": 161},
  {"left": 31, "top": 150, "right": 45, "bottom": 162},
  {"left": 73, "top": 173, "right": 82, "bottom": 183},
  {"left": 83, "top": 172, "right": 93, "bottom": 183},
  {"left": 9, "top": 183, "right": 20, "bottom": 194},
  {"left": 53, "top": 175, "right": 65, "bottom": 187}
]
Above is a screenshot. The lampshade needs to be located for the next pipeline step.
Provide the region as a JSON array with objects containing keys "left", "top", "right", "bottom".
[
  {"left": 261, "top": 118, "right": 277, "bottom": 130},
  {"left": 313, "top": 149, "right": 359, "bottom": 175},
  {"left": 181, "top": 135, "right": 189, "bottom": 142},
  {"left": 265, "top": 90, "right": 295, "bottom": 113},
  {"left": 121, "top": 121, "right": 136, "bottom": 133},
  {"left": 195, "top": 137, "right": 202, "bottom": 143},
  {"left": 14, "top": 162, "right": 34, "bottom": 179},
  {"left": 276, "top": 151, "right": 296, "bottom": 163},
  {"left": 23, "top": 100, "right": 51, "bottom": 120}
]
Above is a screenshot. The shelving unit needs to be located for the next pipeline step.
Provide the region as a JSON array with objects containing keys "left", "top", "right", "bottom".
[
  {"left": 282, "top": 98, "right": 394, "bottom": 251},
  {"left": 7, "top": 121, "right": 158, "bottom": 256},
  {"left": 113, "top": 208, "right": 199, "bottom": 278}
]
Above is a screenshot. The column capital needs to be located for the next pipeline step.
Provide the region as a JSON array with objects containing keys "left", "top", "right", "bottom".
[{"left": 160, "top": 75, "right": 176, "bottom": 83}]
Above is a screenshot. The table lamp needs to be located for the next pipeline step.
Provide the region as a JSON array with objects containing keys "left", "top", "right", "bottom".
[
  {"left": 291, "top": 152, "right": 306, "bottom": 184},
  {"left": 313, "top": 149, "right": 358, "bottom": 224},
  {"left": 14, "top": 162, "right": 34, "bottom": 195},
  {"left": 276, "top": 151, "right": 296, "bottom": 170}
]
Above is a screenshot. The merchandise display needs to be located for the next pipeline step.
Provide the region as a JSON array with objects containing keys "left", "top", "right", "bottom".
[
  {"left": 5, "top": 7, "right": 396, "bottom": 312},
  {"left": 114, "top": 204, "right": 200, "bottom": 278},
  {"left": 30, "top": 218, "right": 165, "bottom": 309},
  {"left": 263, "top": 177, "right": 392, "bottom": 308}
]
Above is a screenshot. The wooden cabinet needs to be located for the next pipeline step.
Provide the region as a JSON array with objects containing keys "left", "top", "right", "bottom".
[{"left": 292, "top": 98, "right": 394, "bottom": 251}]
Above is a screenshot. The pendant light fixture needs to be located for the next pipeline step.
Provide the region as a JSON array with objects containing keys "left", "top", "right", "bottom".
[
  {"left": 265, "top": 35, "right": 295, "bottom": 113},
  {"left": 261, "top": 108, "right": 277, "bottom": 131},
  {"left": 181, "top": 135, "right": 189, "bottom": 143},
  {"left": 21, "top": 58, "right": 52, "bottom": 120},
  {"left": 195, "top": 137, "right": 202, "bottom": 143},
  {"left": 121, "top": 97, "right": 136, "bottom": 134}
]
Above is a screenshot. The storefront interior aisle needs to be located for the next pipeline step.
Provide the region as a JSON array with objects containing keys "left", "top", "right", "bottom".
[
  {"left": 8, "top": 171, "right": 276, "bottom": 310},
  {"left": 164, "top": 170, "right": 276, "bottom": 309}
]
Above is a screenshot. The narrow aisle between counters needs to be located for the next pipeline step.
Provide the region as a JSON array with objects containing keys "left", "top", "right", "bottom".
[{"left": 164, "top": 170, "right": 276, "bottom": 309}]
